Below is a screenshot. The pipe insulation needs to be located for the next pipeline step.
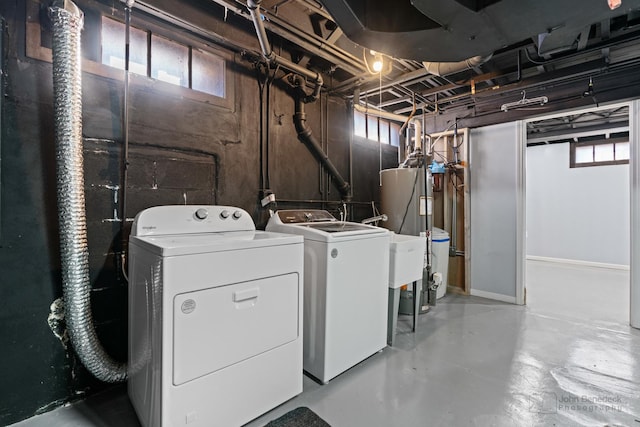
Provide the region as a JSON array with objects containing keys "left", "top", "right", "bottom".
[{"left": 50, "top": 0, "right": 127, "bottom": 383}]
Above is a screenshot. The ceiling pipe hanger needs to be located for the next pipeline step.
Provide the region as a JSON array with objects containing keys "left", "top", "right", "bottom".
[{"left": 500, "top": 90, "right": 549, "bottom": 112}]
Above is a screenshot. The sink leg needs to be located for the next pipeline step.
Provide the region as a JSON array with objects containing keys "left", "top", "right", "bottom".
[
  {"left": 412, "top": 280, "right": 421, "bottom": 332},
  {"left": 387, "top": 288, "right": 400, "bottom": 346}
]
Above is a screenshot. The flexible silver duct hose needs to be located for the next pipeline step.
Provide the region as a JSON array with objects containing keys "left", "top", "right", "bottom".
[
  {"left": 422, "top": 54, "right": 493, "bottom": 77},
  {"left": 50, "top": 0, "right": 127, "bottom": 383}
]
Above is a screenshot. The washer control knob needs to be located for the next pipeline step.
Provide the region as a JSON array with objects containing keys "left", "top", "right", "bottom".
[
  {"left": 220, "top": 210, "right": 230, "bottom": 219},
  {"left": 195, "top": 208, "right": 208, "bottom": 220},
  {"left": 232, "top": 210, "right": 242, "bottom": 220}
]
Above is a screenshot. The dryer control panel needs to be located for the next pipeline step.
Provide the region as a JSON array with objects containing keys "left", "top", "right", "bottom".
[{"left": 131, "top": 205, "right": 255, "bottom": 236}]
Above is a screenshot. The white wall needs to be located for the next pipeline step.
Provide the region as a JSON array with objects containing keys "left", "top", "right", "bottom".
[{"left": 526, "top": 142, "right": 630, "bottom": 265}]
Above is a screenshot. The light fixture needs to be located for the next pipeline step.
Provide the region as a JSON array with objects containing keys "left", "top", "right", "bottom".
[
  {"left": 372, "top": 55, "right": 383, "bottom": 73},
  {"left": 368, "top": 50, "right": 384, "bottom": 73},
  {"left": 608, "top": 0, "right": 621, "bottom": 10}
]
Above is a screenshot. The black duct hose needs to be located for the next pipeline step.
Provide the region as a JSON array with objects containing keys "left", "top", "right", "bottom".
[{"left": 293, "top": 86, "right": 351, "bottom": 200}]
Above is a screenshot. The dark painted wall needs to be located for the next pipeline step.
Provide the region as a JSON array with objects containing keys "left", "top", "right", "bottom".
[{"left": 0, "top": 1, "right": 398, "bottom": 424}]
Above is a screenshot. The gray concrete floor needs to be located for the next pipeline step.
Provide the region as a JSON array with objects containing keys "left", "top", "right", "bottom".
[{"left": 11, "top": 261, "right": 640, "bottom": 427}]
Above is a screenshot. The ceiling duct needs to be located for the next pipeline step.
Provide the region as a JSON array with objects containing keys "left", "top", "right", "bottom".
[
  {"left": 422, "top": 54, "right": 493, "bottom": 76},
  {"left": 320, "top": 0, "right": 640, "bottom": 61}
]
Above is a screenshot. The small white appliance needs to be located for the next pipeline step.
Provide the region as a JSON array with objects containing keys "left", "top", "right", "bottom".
[
  {"left": 128, "top": 205, "right": 304, "bottom": 427},
  {"left": 266, "top": 209, "right": 390, "bottom": 383},
  {"left": 432, "top": 227, "right": 451, "bottom": 299}
]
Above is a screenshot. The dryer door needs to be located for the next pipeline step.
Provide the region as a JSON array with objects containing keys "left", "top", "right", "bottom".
[{"left": 172, "top": 273, "right": 299, "bottom": 386}]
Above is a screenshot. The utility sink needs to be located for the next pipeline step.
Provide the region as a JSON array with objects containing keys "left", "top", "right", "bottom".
[{"left": 388, "top": 233, "right": 426, "bottom": 288}]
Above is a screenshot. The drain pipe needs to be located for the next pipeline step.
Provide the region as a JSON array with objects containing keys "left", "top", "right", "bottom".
[
  {"left": 247, "top": 0, "right": 348, "bottom": 198},
  {"left": 294, "top": 80, "right": 351, "bottom": 200},
  {"left": 50, "top": 0, "right": 126, "bottom": 383}
]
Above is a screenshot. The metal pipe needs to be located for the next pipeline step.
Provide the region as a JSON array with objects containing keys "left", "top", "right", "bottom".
[
  {"left": 246, "top": 0, "right": 323, "bottom": 85},
  {"left": 450, "top": 169, "right": 457, "bottom": 256},
  {"left": 120, "top": 1, "right": 132, "bottom": 273},
  {"left": 361, "top": 214, "right": 388, "bottom": 224},
  {"left": 50, "top": 0, "right": 126, "bottom": 383},
  {"left": 240, "top": 0, "right": 365, "bottom": 74},
  {"left": 246, "top": 0, "right": 276, "bottom": 62},
  {"left": 133, "top": 0, "right": 249, "bottom": 54},
  {"left": 294, "top": 84, "right": 351, "bottom": 200}
]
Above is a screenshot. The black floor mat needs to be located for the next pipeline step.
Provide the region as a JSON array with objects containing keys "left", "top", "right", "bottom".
[{"left": 264, "top": 407, "right": 331, "bottom": 427}]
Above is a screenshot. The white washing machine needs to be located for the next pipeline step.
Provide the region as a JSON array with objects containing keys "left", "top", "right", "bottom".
[
  {"left": 266, "top": 209, "right": 390, "bottom": 383},
  {"left": 128, "top": 205, "right": 304, "bottom": 427}
]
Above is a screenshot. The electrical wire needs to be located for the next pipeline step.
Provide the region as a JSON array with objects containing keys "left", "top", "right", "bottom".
[{"left": 523, "top": 48, "right": 549, "bottom": 65}]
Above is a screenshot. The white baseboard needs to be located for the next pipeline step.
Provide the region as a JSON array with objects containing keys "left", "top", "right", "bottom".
[
  {"left": 469, "top": 289, "right": 517, "bottom": 304},
  {"left": 526, "top": 255, "right": 630, "bottom": 271}
]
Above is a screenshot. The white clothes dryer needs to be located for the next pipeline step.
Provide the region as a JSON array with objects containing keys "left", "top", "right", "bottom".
[
  {"left": 128, "top": 205, "right": 303, "bottom": 427},
  {"left": 266, "top": 209, "right": 389, "bottom": 383}
]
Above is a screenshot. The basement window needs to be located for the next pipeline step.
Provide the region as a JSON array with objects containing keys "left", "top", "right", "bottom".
[
  {"left": 354, "top": 110, "right": 401, "bottom": 146},
  {"left": 151, "top": 34, "right": 188, "bottom": 87},
  {"left": 101, "top": 16, "right": 148, "bottom": 76},
  {"left": 25, "top": 0, "right": 233, "bottom": 109},
  {"left": 100, "top": 16, "right": 226, "bottom": 98},
  {"left": 192, "top": 49, "right": 225, "bottom": 98},
  {"left": 570, "top": 133, "right": 630, "bottom": 168}
]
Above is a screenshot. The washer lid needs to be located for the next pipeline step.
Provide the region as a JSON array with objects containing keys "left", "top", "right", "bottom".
[
  {"left": 275, "top": 209, "right": 337, "bottom": 224},
  {"left": 303, "top": 222, "right": 380, "bottom": 233},
  {"left": 267, "top": 219, "right": 388, "bottom": 242},
  {"left": 130, "top": 230, "right": 302, "bottom": 256}
]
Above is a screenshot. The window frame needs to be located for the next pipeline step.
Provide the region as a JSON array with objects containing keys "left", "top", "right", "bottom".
[
  {"left": 25, "top": 0, "right": 234, "bottom": 110},
  {"left": 569, "top": 136, "right": 630, "bottom": 168}
]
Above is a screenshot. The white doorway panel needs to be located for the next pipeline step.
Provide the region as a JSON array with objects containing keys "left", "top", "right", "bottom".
[
  {"left": 469, "top": 122, "right": 526, "bottom": 304},
  {"left": 631, "top": 99, "right": 640, "bottom": 329}
]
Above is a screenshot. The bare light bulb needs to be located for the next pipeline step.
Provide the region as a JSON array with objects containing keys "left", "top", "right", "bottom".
[{"left": 368, "top": 50, "right": 383, "bottom": 73}]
